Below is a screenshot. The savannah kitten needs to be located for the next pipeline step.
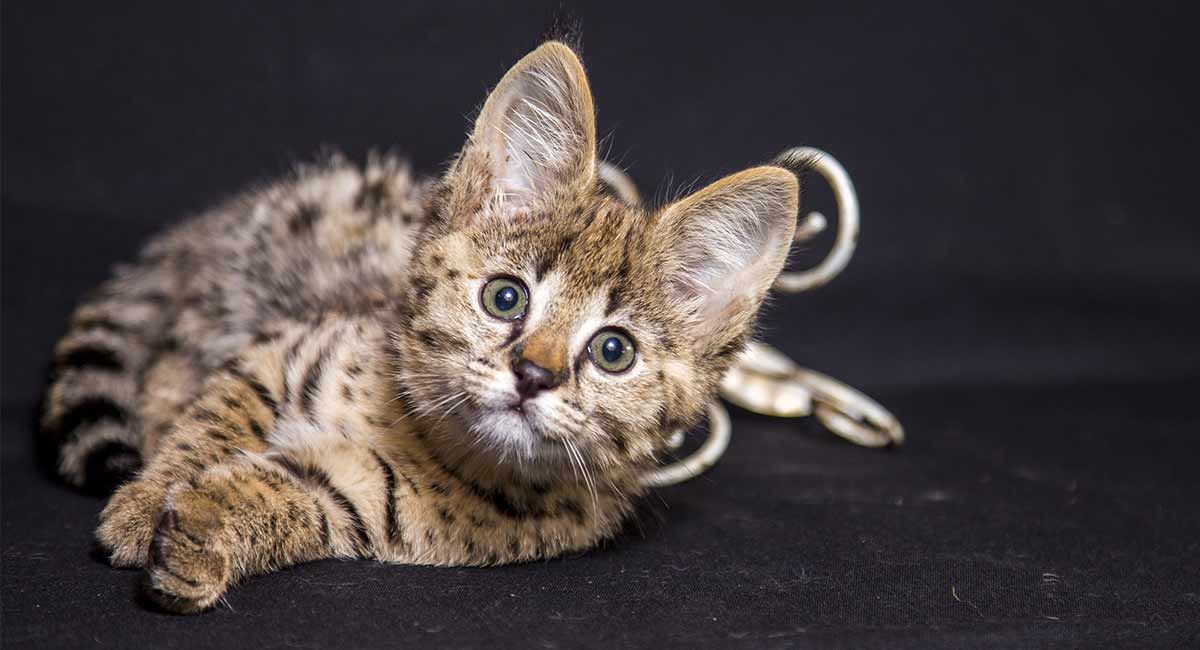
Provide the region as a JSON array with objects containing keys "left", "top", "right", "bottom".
[{"left": 41, "top": 42, "right": 800, "bottom": 613}]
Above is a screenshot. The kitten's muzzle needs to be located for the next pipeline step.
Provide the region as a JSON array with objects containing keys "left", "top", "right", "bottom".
[{"left": 512, "top": 359, "right": 560, "bottom": 399}]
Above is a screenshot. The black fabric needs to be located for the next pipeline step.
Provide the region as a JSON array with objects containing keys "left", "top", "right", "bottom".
[{"left": 3, "top": 2, "right": 1199, "bottom": 647}]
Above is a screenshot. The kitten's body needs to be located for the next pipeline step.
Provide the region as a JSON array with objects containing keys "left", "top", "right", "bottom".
[
  {"left": 41, "top": 42, "right": 800, "bottom": 612},
  {"left": 46, "top": 155, "right": 428, "bottom": 483}
]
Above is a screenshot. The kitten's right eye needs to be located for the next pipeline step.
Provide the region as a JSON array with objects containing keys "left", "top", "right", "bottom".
[{"left": 480, "top": 276, "right": 528, "bottom": 320}]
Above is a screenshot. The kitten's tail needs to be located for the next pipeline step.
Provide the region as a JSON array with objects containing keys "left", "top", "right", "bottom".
[{"left": 40, "top": 259, "right": 176, "bottom": 493}]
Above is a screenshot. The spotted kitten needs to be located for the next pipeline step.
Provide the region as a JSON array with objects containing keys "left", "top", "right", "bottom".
[{"left": 41, "top": 42, "right": 800, "bottom": 612}]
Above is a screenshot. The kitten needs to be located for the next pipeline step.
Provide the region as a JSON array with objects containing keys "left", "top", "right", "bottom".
[{"left": 41, "top": 41, "right": 799, "bottom": 613}]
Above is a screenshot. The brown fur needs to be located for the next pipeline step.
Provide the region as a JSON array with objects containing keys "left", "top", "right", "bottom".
[{"left": 42, "top": 41, "right": 800, "bottom": 612}]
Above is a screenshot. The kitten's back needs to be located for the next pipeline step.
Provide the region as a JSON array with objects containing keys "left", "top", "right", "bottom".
[{"left": 42, "top": 154, "right": 429, "bottom": 491}]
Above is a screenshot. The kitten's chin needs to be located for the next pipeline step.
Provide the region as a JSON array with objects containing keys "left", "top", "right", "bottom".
[{"left": 465, "top": 406, "right": 555, "bottom": 464}]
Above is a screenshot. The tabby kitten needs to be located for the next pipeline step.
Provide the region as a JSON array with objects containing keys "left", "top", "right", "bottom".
[{"left": 41, "top": 42, "right": 800, "bottom": 613}]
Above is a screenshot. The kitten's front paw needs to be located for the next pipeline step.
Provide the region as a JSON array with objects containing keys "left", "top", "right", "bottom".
[
  {"left": 96, "top": 479, "right": 166, "bottom": 568},
  {"left": 142, "top": 488, "right": 232, "bottom": 614}
]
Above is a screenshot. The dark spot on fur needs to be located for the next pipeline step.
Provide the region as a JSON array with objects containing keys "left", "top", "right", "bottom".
[
  {"left": 141, "top": 291, "right": 170, "bottom": 305},
  {"left": 288, "top": 202, "right": 321, "bottom": 234},
  {"left": 593, "top": 407, "right": 628, "bottom": 454},
  {"left": 371, "top": 451, "right": 401, "bottom": 547},
  {"left": 248, "top": 417, "right": 267, "bottom": 439},
  {"left": 270, "top": 456, "right": 371, "bottom": 554},
  {"left": 54, "top": 346, "right": 123, "bottom": 374},
  {"left": 604, "top": 284, "right": 624, "bottom": 317},
  {"left": 253, "top": 329, "right": 283, "bottom": 345},
  {"left": 411, "top": 276, "right": 436, "bottom": 302},
  {"left": 418, "top": 329, "right": 468, "bottom": 352},
  {"left": 205, "top": 427, "right": 233, "bottom": 443},
  {"left": 82, "top": 441, "right": 141, "bottom": 493},
  {"left": 713, "top": 335, "right": 745, "bottom": 360},
  {"left": 300, "top": 344, "right": 334, "bottom": 420},
  {"left": 226, "top": 365, "right": 280, "bottom": 420},
  {"left": 47, "top": 397, "right": 127, "bottom": 445},
  {"left": 355, "top": 179, "right": 389, "bottom": 212},
  {"left": 535, "top": 235, "right": 575, "bottom": 281},
  {"left": 616, "top": 253, "right": 632, "bottom": 283},
  {"left": 192, "top": 407, "right": 231, "bottom": 429},
  {"left": 424, "top": 446, "right": 550, "bottom": 520},
  {"left": 557, "top": 498, "right": 586, "bottom": 524},
  {"left": 500, "top": 320, "right": 525, "bottom": 348},
  {"left": 393, "top": 302, "right": 415, "bottom": 328},
  {"left": 660, "top": 336, "right": 678, "bottom": 354}
]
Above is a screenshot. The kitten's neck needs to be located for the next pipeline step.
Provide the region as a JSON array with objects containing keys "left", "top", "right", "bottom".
[{"left": 420, "top": 416, "right": 638, "bottom": 497}]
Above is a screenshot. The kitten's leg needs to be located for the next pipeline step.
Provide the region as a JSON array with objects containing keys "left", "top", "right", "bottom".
[
  {"left": 141, "top": 453, "right": 344, "bottom": 613},
  {"left": 96, "top": 344, "right": 284, "bottom": 567},
  {"left": 138, "top": 348, "right": 208, "bottom": 459},
  {"left": 141, "top": 321, "right": 405, "bottom": 612}
]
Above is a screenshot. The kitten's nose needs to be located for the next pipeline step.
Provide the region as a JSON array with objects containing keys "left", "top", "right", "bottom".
[{"left": 512, "top": 359, "right": 560, "bottom": 398}]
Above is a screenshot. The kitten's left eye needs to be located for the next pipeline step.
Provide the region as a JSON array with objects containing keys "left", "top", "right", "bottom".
[
  {"left": 481, "top": 276, "right": 528, "bottom": 320},
  {"left": 588, "top": 329, "right": 636, "bottom": 373}
]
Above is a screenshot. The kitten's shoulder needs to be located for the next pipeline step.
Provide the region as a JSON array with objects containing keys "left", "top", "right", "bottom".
[{"left": 245, "top": 314, "right": 401, "bottom": 433}]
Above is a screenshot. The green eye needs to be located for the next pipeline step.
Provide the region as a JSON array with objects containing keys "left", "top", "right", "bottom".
[
  {"left": 588, "top": 329, "right": 636, "bottom": 373},
  {"left": 481, "top": 276, "right": 528, "bottom": 320}
]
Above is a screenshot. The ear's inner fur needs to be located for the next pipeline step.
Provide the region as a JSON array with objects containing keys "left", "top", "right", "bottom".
[
  {"left": 654, "top": 166, "right": 800, "bottom": 351},
  {"left": 457, "top": 42, "right": 598, "bottom": 221}
]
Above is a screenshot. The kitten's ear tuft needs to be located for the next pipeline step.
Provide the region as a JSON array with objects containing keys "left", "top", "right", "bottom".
[
  {"left": 655, "top": 166, "right": 799, "bottom": 352},
  {"left": 462, "top": 42, "right": 596, "bottom": 215}
]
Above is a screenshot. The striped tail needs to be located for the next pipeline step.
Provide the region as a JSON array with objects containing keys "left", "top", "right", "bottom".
[{"left": 41, "top": 260, "right": 176, "bottom": 493}]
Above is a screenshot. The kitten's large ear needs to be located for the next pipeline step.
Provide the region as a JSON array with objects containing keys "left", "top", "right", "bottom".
[
  {"left": 453, "top": 42, "right": 596, "bottom": 218},
  {"left": 655, "top": 166, "right": 799, "bottom": 352}
]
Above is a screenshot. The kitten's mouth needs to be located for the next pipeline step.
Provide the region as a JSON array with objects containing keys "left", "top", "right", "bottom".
[
  {"left": 505, "top": 401, "right": 541, "bottom": 432},
  {"left": 464, "top": 396, "right": 555, "bottom": 459}
]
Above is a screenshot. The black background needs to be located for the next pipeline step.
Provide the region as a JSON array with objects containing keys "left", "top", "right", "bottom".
[{"left": 3, "top": 1, "right": 1199, "bottom": 647}]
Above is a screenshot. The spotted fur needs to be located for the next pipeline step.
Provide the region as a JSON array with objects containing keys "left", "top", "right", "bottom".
[{"left": 42, "top": 41, "right": 800, "bottom": 612}]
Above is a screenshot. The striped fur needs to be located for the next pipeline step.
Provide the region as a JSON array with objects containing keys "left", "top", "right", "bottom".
[{"left": 45, "top": 41, "right": 801, "bottom": 612}]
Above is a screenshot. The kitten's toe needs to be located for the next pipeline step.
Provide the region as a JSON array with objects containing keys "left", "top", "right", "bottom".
[
  {"left": 142, "top": 489, "right": 232, "bottom": 614},
  {"left": 95, "top": 480, "right": 164, "bottom": 568}
]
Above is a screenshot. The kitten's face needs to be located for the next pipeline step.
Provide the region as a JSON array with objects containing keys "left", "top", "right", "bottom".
[
  {"left": 393, "top": 42, "right": 798, "bottom": 480},
  {"left": 398, "top": 193, "right": 708, "bottom": 474}
]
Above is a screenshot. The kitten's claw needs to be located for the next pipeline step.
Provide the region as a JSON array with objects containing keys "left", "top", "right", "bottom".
[{"left": 142, "top": 488, "right": 232, "bottom": 614}]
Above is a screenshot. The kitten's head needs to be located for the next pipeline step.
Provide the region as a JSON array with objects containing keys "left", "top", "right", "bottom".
[{"left": 395, "top": 42, "right": 798, "bottom": 481}]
